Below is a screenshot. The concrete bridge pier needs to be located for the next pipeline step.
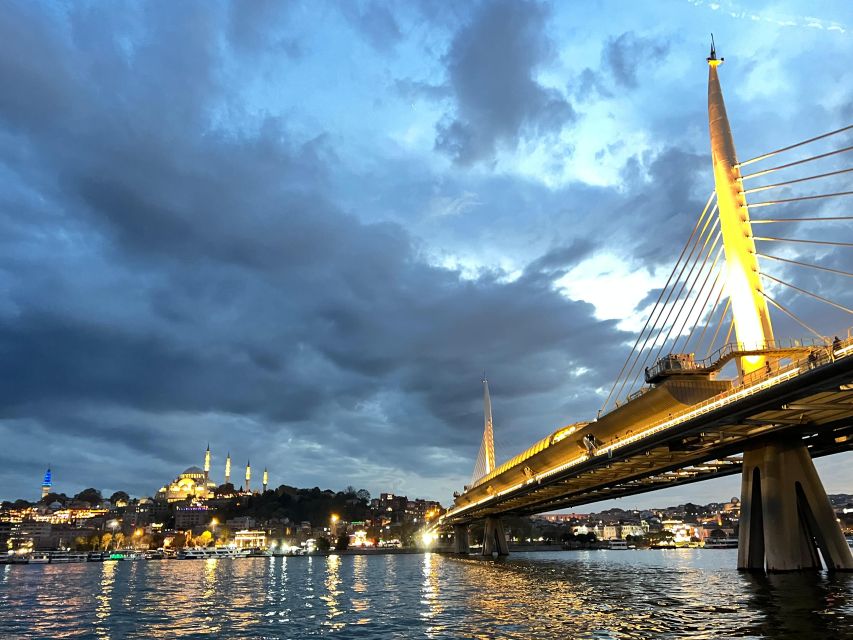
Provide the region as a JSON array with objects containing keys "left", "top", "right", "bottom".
[
  {"left": 482, "top": 517, "right": 509, "bottom": 556},
  {"left": 453, "top": 525, "right": 470, "bottom": 554},
  {"left": 738, "top": 439, "right": 853, "bottom": 572}
]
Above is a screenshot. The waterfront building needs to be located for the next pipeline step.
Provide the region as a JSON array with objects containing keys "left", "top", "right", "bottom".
[{"left": 234, "top": 529, "right": 266, "bottom": 549}]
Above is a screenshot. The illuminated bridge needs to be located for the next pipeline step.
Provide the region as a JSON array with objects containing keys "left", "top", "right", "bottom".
[{"left": 437, "top": 45, "right": 853, "bottom": 572}]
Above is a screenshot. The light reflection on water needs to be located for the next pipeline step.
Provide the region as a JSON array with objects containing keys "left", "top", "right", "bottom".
[{"left": 0, "top": 550, "right": 850, "bottom": 639}]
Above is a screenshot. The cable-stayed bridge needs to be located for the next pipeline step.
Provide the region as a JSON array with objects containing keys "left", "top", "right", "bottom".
[{"left": 437, "top": 46, "right": 853, "bottom": 572}]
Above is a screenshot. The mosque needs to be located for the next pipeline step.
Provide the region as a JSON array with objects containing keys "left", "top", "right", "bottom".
[{"left": 156, "top": 446, "right": 269, "bottom": 502}]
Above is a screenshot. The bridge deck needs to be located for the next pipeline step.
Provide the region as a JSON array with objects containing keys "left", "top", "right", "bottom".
[{"left": 441, "top": 342, "right": 853, "bottom": 525}]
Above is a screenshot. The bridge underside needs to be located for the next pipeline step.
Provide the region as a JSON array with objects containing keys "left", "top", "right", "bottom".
[{"left": 443, "top": 357, "right": 853, "bottom": 524}]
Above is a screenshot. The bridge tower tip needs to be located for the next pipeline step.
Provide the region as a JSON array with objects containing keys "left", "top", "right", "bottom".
[{"left": 707, "top": 33, "right": 724, "bottom": 66}]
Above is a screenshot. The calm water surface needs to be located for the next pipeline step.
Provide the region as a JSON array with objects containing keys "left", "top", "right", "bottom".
[{"left": 1, "top": 550, "right": 851, "bottom": 639}]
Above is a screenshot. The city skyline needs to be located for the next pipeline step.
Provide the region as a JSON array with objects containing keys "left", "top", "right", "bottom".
[{"left": 1, "top": 1, "right": 852, "bottom": 506}]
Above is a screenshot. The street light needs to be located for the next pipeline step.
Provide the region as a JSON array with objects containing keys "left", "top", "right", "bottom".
[
  {"left": 108, "top": 519, "right": 119, "bottom": 551},
  {"left": 210, "top": 518, "right": 218, "bottom": 545},
  {"left": 330, "top": 514, "right": 339, "bottom": 538}
]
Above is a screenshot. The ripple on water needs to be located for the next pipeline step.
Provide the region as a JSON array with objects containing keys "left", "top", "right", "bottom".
[{"left": 0, "top": 550, "right": 851, "bottom": 639}]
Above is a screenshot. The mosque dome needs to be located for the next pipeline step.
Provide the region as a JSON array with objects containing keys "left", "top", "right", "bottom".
[{"left": 181, "top": 466, "right": 205, "bottom": 476}]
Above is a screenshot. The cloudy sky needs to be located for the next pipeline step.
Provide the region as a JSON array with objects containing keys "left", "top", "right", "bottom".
[{"left": 1, "top": 0, "right": 851, "bottom": 507}]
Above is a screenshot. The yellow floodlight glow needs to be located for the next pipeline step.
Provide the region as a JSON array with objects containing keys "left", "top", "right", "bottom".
[
  {"left": 421, "top": 531, "right": 436, "bottom": 546},
  {"left": 708, "top": 57, "right": 773, "bottom": 375}
]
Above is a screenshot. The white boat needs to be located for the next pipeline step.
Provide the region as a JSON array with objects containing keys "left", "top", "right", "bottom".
[
  {"left": 607, "top": 540, "right": 628, "bottom": 550},
  {"left": 704, "top": 538, "right": 738, "bottom": 549},
  {"left": 178, "top": 546, "right": 252, "bottom": 560},
  {"left": 29, "top": 552, "right": 50, "bottom": 564}
]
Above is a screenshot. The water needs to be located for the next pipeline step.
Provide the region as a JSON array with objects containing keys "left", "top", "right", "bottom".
[{"left": 1, "top": 550, "right": 851, "bottom": 639}]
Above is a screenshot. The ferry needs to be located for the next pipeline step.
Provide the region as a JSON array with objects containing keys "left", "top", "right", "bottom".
[
  {"left": 177, "top": 547, "right": 252, "bottom": 560},
  {"left": 46, "top": 551, "right": 88, "bottom": 563},
  {"left": 28, "top": 552, "right": 50, "bottom": 564},
  {"left": 704, "top": 538, "right": 738, "bottom": 549},
  {"left": 607, "top": 540, "right": 628, "bottom": 550}
]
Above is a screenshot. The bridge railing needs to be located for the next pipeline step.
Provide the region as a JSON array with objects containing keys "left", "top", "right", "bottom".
[
  {"left": 603, "top": 333, "right": 853, "bottom": 452},
  {"left": 642, "top": 337, "right": 828, "bottom": 383}
]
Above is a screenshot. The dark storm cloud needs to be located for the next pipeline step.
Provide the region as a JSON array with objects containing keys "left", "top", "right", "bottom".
[
  {"left": 0, "top": 1, "right": 626, "bottom": 500},
  {"left": 603, "top": 32, "right": 670, "bottom": 89},
  {"left": 227, "top": 0, "right": 302, "bottom": 58},
  {"left": 434, "top": 0, "right": 575, "bottom": 165},
  {"left": 339, "top": 1, "right": 402, "bottom": 51},
  {"left": 615, "top": 147, "right": 711, "bottom": 266}
]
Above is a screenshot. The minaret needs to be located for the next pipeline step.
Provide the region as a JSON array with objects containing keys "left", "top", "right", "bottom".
[
  {"left": 262, "top": 468, "right": 268, "bottom": 493},
  {"left": 482, "top": 377, "right": 496, "bottom": 475},
  {"left": 707, "top": 38, "right": 774, "bottom": 375},
  {"left": 204, "top": 444, "right": 211, "bottom": 482},
  {"left": 41, "top": 467, "right": 52, "bottom": 500},
  {"left": 245, "top": 460, "right": 251, "bottom": 493},
  {"left": 225, "top": 452, "right": 231, "bottom": 485}
]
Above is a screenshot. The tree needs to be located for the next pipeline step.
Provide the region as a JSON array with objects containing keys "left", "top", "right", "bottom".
[
  {"left": 335, "top": 533, "right": 349, "bottom": 551},
  {"left": 109, "top": 491, "right": 130, "bottom": 506},
  {"left": 40, "top": 492, "right": 68, "bottom": 505},
  {"left": 194, "top": 531, "right": 213, "bottom": 547},
  {"left": 73, "top": 536, "right": 88, "bottom": 551},
  {"left": 356, "top": 489, "right": 371, "bottom": 502},
  {"left": 113, "top": 532, "right": 125, "bottom": 550},
  {"left": 74, "top": 488, "right": 103, "bottom": 506},
  {"left": 316, "top": 536, "right": 331, "bottom": 551},
  {"left": 101, "top": 533, "right": 112, "bottom": 550}
]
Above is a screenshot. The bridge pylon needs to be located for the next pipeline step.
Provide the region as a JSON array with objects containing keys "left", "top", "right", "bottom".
[
  {"left": 482, "top": 517, "right": 509, "bottom": 557},
  {"left": 709, "top": 45, "right": 853, "bottom": 572},
  {"left": 707, "top": 44, "right": 774, "bottom": 378},
  {"left": 453, "top": 524, "right": 470, "bottom": 554},
  {"left": 739, "top": 439, "right": 853, "bottom": 572}
]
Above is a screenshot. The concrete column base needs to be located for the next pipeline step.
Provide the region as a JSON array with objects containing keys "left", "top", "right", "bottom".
[
  {"left": 482, "top": 517, "right": 509, "bottom": 556},
  {"left": 738, "top": 439, "right": 853, "bottom": 572},
  {"left": 453, "top": 525, "right": 470, "bottom": 554}
]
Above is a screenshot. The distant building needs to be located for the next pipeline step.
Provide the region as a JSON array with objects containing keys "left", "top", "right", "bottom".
[
  {"left": 174, "top": 505, "right": 211, "bottom": 530},
  {"left": 41, "top": 467, "right": 52, "bottom": 500},
  {"left": 226, "top": 516, "right": 256, "bottom": 530},
  {"left": 156, "top": 447, "right": 271, "bottom": 502},
  {"left": 234, "top": 530, "right": 266, "bottom": 549},
  {"left": 157, "top": 466, "right": 216, "bottom": 503}
]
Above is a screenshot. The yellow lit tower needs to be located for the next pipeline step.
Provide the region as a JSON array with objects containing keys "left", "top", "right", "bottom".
[
  {"left": 262, "top": 468, "right": 268, "bottom": 493},
  {"left": 707, "top": 41, "right": 774, "bottom": 376},
  {"left": 204, "top": 444, "right": 211, "bottom": 483},
  {"left": 225, "top": 452, "right": 231, "bottom": 485},
  {"left": 245, "top": 460, "right": 251, "bottom": 493}
]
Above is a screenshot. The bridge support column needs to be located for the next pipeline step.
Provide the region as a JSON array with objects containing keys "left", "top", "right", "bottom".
[
  {"left": 482, "top": 517, "right": 509, "bottom": 556},
  {"left": 738, "top": 440, "right": 853, "bottom": 572},
  {"left": 453, "top": 525, "right": 469, "bottom": 554}
]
